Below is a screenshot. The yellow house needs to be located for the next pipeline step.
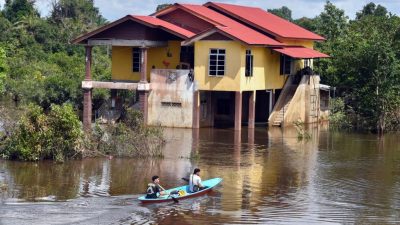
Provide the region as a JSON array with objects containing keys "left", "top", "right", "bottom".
[{"left": 73, "top": 2, "right": 329, "bottom": 131}]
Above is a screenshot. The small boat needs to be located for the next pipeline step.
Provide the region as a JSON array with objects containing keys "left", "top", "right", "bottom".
[{"left": 138, "top": 178, "right": 222, "bottom": 203}]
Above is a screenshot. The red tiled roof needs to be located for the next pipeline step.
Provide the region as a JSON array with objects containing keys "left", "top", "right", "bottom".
[
  {"left": 205, "top": 2, "right": 325, "bottom": 41},
  {"left": 272, "top": 46, "right": 329, "bottom": 59},
  {"left": 132, "top": 15, "right": 195, "bottom": 38},
  {"left": 174, "top": 4, "right": 284, "bottom": 46}
]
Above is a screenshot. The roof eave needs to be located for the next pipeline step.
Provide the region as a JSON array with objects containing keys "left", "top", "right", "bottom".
[{"left": 72, "top": 15, "right": 192, "bottom": 44}]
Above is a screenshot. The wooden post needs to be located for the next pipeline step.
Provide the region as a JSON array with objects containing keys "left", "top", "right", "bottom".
[
  {"left": 193, "top": 90, "right": 200, "bottom": 129},
  {"left": 248, "top": 90, "right": 255, "bottom": 129},
  {"left": 83, "top": 45, "right": 92, "bottom": 131},
  {"left": 235, "top": 91, "right": 242, "bottom": 131}
]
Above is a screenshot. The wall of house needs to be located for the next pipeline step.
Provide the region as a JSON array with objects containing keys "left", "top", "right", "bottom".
[
  {"left": 147, "top": 69, "right": 195, "bottom": 127},
  {"left": 111, "top": 41, "right": 182, "bottom": 82},
  {"left": 240, "top": 46, "right": 285, "bottom": 91},
  {"left": 276, "top": 38, "right": 314, "bottom": 49},
  {"left": 194, "top": 41, "right": 288, "bottom": 92},
  {"left": 194, "top": 40, "right": 242, "bottom": 91}
]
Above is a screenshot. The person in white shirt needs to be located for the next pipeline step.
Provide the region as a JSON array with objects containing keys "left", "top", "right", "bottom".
[{"left": 189, "top": 168, "right": 205, "bottom": 192}]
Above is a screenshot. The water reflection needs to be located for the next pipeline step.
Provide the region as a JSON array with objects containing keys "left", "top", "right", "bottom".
[{"left": 1, "top": 127, "right": 400, "bottom": 224}]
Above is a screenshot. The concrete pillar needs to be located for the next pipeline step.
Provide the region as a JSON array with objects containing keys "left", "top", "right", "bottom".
[
  {"left": 83, "top": 45, "right": 92, "bottom": 131},
  {"left": 138, "top": 47, "right": 148, "bottom": 125},
  {"left": 193, "top": 90, "right": 200, "bottom": 129},
  {"left": 140, "top": 47, "right": 148, "bottom": 82},
  {"left": 248, "top": 90, "right": 255, "bottom": 129},
  {"left": 83, "top": 88, "right": 92, "bottom": 131},
  {"left": 235, "top": 91, "right": 242, "bottom": 131}
]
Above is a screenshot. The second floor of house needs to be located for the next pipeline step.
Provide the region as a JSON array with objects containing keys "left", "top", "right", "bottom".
[{"left": 74, "top": 2, "right": 329, "bottom": 92}]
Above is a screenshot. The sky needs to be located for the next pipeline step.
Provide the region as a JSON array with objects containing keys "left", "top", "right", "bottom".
[{"left": 0, "top": 0, "right": 399, "bottom": 21}]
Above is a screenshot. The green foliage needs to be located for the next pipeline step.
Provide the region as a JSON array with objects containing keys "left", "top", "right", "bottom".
[
  {"left": 268, "top": 6, "right": 292, "bottom": 21},
  {"left": 1, "top": 103, "right": 83, "bottom": 162},
  {"left": 294, "top": 17, "right": 318, "bottom": 32},
  {"left": 3, "top": 0, "right": 39, "bottom": 23},
  {"left": 50, "top": 0, "right": 106, "bottom": 25},
  {"left": 89, "top": 109, "right": 165, "bottom": 158},
  {"left": 0, "top": 47, "right": 7, "bottom": 95},
  {"left": 329, "top": 98, "right": 352, "bottom": 129},
  {"left": 356, "top": 2, "right": 388, "bottom": 20},
  {"left": 316, "top": 1, "right": 348, "bottom": 41},
  {"left": 293, "top": 120, "right": 311, "bottom": 140},
  {"left": 156, "top": 4, "right": 172, "bottom": 12}
]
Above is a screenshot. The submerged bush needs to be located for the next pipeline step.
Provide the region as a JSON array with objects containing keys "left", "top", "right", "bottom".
[
  {"left": 1, "top": 103, "right": 83, "bottom": 162},
  {"left": 86, "top": 108, "right": 165, "bottom": 158}
]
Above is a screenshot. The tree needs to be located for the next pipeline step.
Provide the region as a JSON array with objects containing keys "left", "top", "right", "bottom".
[
  {"left": 356, "top": 2, "right": 388, "bottom": 20},
  {"left": 295, "top": 17, "right": 318, "bottom": 32},
  {"left": 3, "top": 0, "right": 39, "bottom": 23},
  {"left": 326, "top": 15, "right": 400, "bottom": 133},
  {"left": 268, "top": 6, "right": 292, "bottom": 21},
  {"left": 156, "top": 4, "right": 172, "bottom": 12},
  {"left": 315, "top": 1, "right": 348, "bottom": 41},
  {"left": 50, "top": 0, "right": 106, "bottom": 26},
  {"left": 0, "top": 47, "right": 7, "bottom": 95}
]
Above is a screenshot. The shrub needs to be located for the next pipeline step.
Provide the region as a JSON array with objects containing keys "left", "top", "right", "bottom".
[
  {"left": 1, "top": 103, "right": 83, "bottom": 162},
  {"left": 88, "top": 109, "right": 165, "bottom": 158}
]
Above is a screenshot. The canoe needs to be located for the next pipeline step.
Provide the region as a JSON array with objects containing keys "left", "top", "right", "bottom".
[{"left": 138, "top": 178, "right": 222, "bottom": 203}]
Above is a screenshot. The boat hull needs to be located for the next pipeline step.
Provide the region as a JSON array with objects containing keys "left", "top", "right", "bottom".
[{"left": 138, "top": 178, "right": 222, "bottom": 203}]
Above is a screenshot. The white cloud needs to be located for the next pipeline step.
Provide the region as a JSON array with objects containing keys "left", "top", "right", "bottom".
[{"left": 0, "top": 0, "right": 399, "bottom": 20}]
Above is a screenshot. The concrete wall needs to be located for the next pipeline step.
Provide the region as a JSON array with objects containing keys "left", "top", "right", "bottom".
[
  {"left": 111, "top": 41, "right": 182, "bottom": 82},
  {"left": 147, "top": 69, "right": 195, "bottom": 127},
  {"left": 283, "top": 75, "right": 321, "bottom": 126}
]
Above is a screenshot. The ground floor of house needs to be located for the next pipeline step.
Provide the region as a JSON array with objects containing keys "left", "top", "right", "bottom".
[{"left": 86, "top": 69, "right": 330, "bottom": 130}]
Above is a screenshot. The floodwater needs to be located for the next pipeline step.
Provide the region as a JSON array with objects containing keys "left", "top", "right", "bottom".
[{"left": 1, "top": 126, "right": 400, "bottom": 225}]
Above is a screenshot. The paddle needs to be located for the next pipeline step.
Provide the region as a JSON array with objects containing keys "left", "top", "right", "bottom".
[
  {"left": 158, "top": 184, "right": 179, "bottom": 203},
  {"left": 181, "top": 177, "right": 189, "bottom": 182}
]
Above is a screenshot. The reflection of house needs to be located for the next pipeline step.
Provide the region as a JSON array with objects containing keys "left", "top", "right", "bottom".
[{"left": 73, "top": 2, "right": 329, "bottom": 130}]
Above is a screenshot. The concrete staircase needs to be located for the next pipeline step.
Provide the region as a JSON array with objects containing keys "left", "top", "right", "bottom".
[{"left": 272, "top": 86, "right": 296, "bottom": 127}]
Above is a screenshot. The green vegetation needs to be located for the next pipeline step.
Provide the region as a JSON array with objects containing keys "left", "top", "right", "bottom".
[
  {"left": 293, "top": 1, "right": 400, "bottom": 134},
  {"left": 0, "top": 0, "right": 164, "bottom": 162},
  {"left": 88, "top": 109, "right": 165, "bottom": 158},
  {"left": 1, "top": 104, "right": 83, "bottom": 162}
]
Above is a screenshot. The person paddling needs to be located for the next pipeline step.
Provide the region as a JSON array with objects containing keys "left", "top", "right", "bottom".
[
  {"left": 146, "top": 175, "right": 166, "bottom": 199},
  {"left": 189, "top": 168, "right": 205, "bottom": 192}
]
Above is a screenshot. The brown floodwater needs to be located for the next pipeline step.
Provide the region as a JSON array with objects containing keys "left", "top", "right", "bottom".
[{"left": 1, "top": 126, "right": 400, "bottom": 224}]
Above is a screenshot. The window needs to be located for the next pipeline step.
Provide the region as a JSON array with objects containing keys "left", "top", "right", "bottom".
[
  {"left": 132, "top": 48, "right": 141, "bottom": 72},
  {"left": 161, "top": 102, "right": 182, "bottom": 107},
  {"left": 245, "top": 50, "right": 254, "bottom": 77},
  {"left": 304, "top": 59, "right": 310, "bottom": 67},
  {"left": 209, "top": 49, "right": 225, "bottom": 76},
  {"left": 280, "top": 54, "right": 292, "bottom": 75}
]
